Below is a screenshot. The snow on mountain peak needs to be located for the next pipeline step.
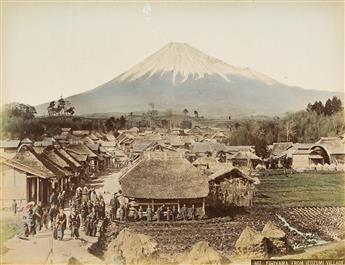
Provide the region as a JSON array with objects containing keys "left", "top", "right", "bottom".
[{"left": 114, "top": 42, "right": 278, "bottom": 86}]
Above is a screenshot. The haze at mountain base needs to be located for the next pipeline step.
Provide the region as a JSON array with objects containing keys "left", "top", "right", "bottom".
[{"left": 35, "top": 43, "right": 343, "bottom": 117}]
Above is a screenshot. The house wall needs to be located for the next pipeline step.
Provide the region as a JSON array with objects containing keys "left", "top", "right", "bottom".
[
  {"left": 331, "top": 154, "right": 345, "bottom": 164},
  {"left": 0, "top": 165, "right": 26, "bottom": 208},
  {"left": 292, "top": 154, "right": 310, "bottom": 170}
]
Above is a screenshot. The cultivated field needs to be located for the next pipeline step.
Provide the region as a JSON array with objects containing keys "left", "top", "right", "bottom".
[{"left": 254, "top": 172, "right": 345, "bottom": 207}]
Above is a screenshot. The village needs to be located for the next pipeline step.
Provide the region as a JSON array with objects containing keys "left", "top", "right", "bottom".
[{"left": 0, "top": 121, "right": 344, "bottom": 264}]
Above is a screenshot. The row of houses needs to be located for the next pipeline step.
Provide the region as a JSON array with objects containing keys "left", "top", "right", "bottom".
[
  {"left": 269, "top": 136, "right": 345, "bottom": 171},
  {"left": 0, "top": 130, "right": 121, "bottom": 207},
  {"left": 1, "top": 125, "right": 344, "bottom": 211}
]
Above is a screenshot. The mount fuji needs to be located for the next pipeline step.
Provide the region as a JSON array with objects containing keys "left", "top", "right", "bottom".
[{"left": 36, "top": 42, "right": 342, "bottom": 117}]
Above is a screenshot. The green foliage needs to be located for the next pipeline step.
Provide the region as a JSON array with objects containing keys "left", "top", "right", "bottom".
[
  {"left": 255, "top": 172, "right": 345, "bottom": 207},
  {"left": 227, "top": 110, "right": 344, "bottom": 148},
  {"left": 306, "top": 96, "right": 343, "bottom": 116},
  {"left": 105, "top": 116, "right": 127, "bottom": 132},
  {"left": 47, "top": 96, "right": 75, "bottom": 116},
  {"left": 1, "top": 103, "right": 44, "bottom": 139}
]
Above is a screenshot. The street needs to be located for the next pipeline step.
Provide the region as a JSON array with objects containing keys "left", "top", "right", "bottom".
[{"left": 0, "top": 169, "right": 124, "bottom": 265}]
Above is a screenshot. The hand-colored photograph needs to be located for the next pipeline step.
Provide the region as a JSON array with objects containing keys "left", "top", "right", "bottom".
[{"left": 0, "top": 1, "right": 344, "bottom": 264}]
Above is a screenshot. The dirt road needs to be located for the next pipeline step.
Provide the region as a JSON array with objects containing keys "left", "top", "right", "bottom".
[{"left": 0, "top": 169, "right": 124, "bottom": 265}]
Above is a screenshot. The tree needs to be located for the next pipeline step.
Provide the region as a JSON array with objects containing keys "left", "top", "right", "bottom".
[
  {"left": 4, "top": 103, "right": 37, "bottom": 119},
  {"left": 331, "top": 96, "right": 343, "bottom": 113},
  {"left": 66, "top": 107, "right": 75, "bottom": 116},
  {"left": 193, "top": 110, "right": 199, "bottom": 119},
  {"left": 255, "top": 138, "right": 269, "bottom": 159},
  {"left": 147, "top": 102, "right": 157, "bottom": 128},
  {"left": 284, "top": 120, "right": 296, "bottom": 142},
  {"left": 47, "top": 96, "right": 76, "bottom": 117}
]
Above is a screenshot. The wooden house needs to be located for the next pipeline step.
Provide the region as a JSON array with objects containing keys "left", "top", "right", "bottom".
[
  {"left": 0, "top": 146, "right": 57, "bottom": 205},
  {"left": 229, "top": 151, "right": 261, "bottom": 169},
  {"left": 291, "top": 149, "right": 324, "bottom": 170},
  {"left": 65, "top": 143, "right": 98, "bottom": 176}
]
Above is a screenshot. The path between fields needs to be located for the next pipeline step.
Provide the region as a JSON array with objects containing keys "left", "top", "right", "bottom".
[{"left": 0, "top": 169, "right": 123, "bottom": 265}]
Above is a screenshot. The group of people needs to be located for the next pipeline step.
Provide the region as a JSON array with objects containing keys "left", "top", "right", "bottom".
[
  {"left": 108, "top": 191, "right": 198, "bottom": 223},
  {"left": 21, "top": 184, "right": 106, "bottom": 240},
  {"left": 21, "top": 185, "right": 200, "bottom": 240},
  {"left": 141, "top": 204, "right": 197, "bottom": 222},
  {"left": 69, "top": 186, "right": 106, "bottom": 237}
]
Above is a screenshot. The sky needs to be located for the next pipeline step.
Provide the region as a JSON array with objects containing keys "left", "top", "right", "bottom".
[{"left": 1, "top": 2, "right": 344, "bottom": 106}]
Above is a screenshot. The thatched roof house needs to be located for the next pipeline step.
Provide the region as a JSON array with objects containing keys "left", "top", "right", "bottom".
[
  {"left": 120, "top": 149, "right": 209, "bottom": 214},
  {"left": 311, "top": 137, "right": 345, "bottom": 164},
  {"left": 269, "top": 142, "right": 294, "bottom": 159},
  {"left": 207, "top": 168, "right": 258, "bottom": 207}
]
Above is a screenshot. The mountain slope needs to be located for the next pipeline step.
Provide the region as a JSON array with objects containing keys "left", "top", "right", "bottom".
[{"left": 36, "top": 42, "right": 342, "bottom": 117}]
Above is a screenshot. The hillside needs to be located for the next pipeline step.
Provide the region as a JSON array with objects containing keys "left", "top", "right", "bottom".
[{"left": 36, "top": 42, "right": 342, "bottom": 117}]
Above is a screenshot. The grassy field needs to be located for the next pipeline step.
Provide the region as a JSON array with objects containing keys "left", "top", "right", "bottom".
[
  {"left": 254, "top": 172, "right": 345, "bottom": 207},
  {"left": 0, "top": 212, "right": 22, "bottom": 254}
]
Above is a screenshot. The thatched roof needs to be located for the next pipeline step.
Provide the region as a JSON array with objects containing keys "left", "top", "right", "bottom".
[
  {"left": 10, "top": 146, "right": 55, "bottom": 178},
  {"left": 67, "top": 151, "right": 88, "bottom": 162},
  {"left": 71, "top": 130, "right": 90, "bottom": 137},
  {"left": 223, "top": 145, "right": 255, "bottom": 153},
  {"left": 98, "top": 140, "right": 115, "bottom": 148},
  {"left": 66, "top": 144, "right": 97, "bottom": 158},
  {"left": 313, "top": 137, "right": 345, "bottom": 155},
  {"left": 0, "top": 140, "right": 20, "bottom": 149},
  {"left": 208, "top": 167, "right": 257, "bottom": 183},
  {"left": 104, "top": 133, "right": 116, "bottom": 142},
  {"left": 270, "top": 142, "right": 294, "bottom": 158},
  {"left": 120, "top": 150, "right": 209, "bottom": 199},
  {"left": 88, "top": 133, "right": 99, "bottom": 141},
  {"left": 192, "top": 156, "right": 219, "bottom": 166},
  {"left": 191, "top": 142, "right": 225, "bottom": 154},
  {"left": 231, "top": 151, "right": 260, "bottom": 160},
  {"left": 132, "top": 140, "right": 155, "bottom": 153},
  {"left": 42, "top": 148, "right": 69, "bottom": 168},
  {"left": 55, "top": 149, "right": 81, "bottom": 168}
]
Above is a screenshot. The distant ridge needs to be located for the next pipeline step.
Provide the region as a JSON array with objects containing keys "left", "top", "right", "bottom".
[{"left": 36, "top": 42, "right": 343, "bottom": 117}]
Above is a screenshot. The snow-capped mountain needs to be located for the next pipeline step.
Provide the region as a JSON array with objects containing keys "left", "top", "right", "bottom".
[
  {"left": 115, "top": 42, "right": 277, "bottom": 86},
  {"left": 36, "top": 42, "right": 342, "bottom": 117}
]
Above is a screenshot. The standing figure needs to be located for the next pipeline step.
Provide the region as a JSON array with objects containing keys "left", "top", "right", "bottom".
[
  {"left": 80, "top": 201, "right": 88, "bottom": 226},
  {"left": 58, "top": 191, "right": 66, "bottom": 209},
  {"left": 180, "top": 204, "right": 187, "bottom": 221},
  {"left": 99, "top": 199, "right": 106, "bottom": 219},
  {"left": 90, "top": 190, "right": 97, "bottom": 204},
  {"left": 34, "top": 201, "right": 43, "bottom": 232},
  {"left": 27, "top": 208, "right": 35, "bottom": 236},
  {"left": 42, "top": 208, "right": 49, "bottom": 229},
  {"left": 22, "top": 216, "right": 29, "bottom": 237},
  {"left": 166, "top": 207, "right": 171, "bottom": 221},
  {"left": 48, "top": 204, "right": 58, "bottom": 230},
  {"left": 118, "top": 206, "right": 124, "bottom": 222},
  {"left": 69, "top": 208, "right": 80, "bottom": 239},
  {"left": 56, "top": 208, "right": 67, "bottom": 240},
  {"left": 49, "top": 191, "right": 58, "bottom": 206},
  {"left": 191, "top": 204, "right": 197, "bottom": 220},
  {"left": 86, "top": 207, "right": 98, "bottom": 236},
  {"left": 12, "top": 200, "right": 17, "bottom": 215},
  {"left": 156, "top": 206, "right": 162, "bottom": 222},
  {"left": 82, "top": 187, "right": 89, "bottom": 204},
  {"left": 109, "top": 193, "right": 118, "bottom": 222},
  {"left": 138, "top": 206, "right": 143, "bottom": 221},
  {"left": 172, "top": 206, "right": 178, "bottom": 221},
  {"left": 146, "top": 206, "right": 152, "bottom": 223}
]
